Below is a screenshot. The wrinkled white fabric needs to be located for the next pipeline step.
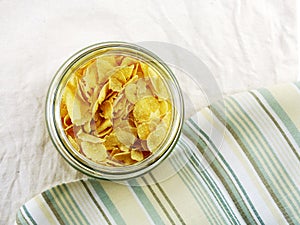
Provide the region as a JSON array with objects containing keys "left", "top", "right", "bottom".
[{"left": 0, "top": 0, "right": 298, "bottom": 224}]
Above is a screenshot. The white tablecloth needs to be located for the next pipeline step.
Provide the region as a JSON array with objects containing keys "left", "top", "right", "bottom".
[{"left": 0, "top": 0, "right": 298, "bottom": 224}]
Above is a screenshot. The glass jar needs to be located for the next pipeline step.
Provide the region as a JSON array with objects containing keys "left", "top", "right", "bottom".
[{"left": 46, "top": 42, "right": 184, "bottom": 180}]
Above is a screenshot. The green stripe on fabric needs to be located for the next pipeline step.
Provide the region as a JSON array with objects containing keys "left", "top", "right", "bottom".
[
  {"left": 188, "top": 157, "right": 238, "bottom": 225},
  {"left": 141, "top": 177, "right": 177, "bottom": 225},
  {"left": 190, "top": 154, "right": 249, "bottom": 225},
  {"left": 172, "top": 161, "right": 217, "bottom": 225},
  {"left": 35, "top": 196, "right": 57, "bottom": 225},
  {"left": 184, "top": 122, "right": 258, "bottom": 225},
  {"left": 80, "top": 181, "right": 112, "bottom": 225},
  {"left": 177, "top": 139, "right": 243, "bottom": 225},
  {"left": 60, "top": 184, "right": 90, "bottom": 225},
  {"left": 127, "top": 179, "right": 165, "bottom": 225},
  {"left": 227, "top": 97, "right": 300, "bottom": 206},
  {"left": 229, "top": 96, "right": 300, "bottom": 218},
  {"left": 211, "top": 101, "right": 298, "bottom": 225},
  {"left": 149, "top": 173, "right": 186, "bottom": 225},
  {"left": 51, "top": 187, "right": 78, "bottom": 225},
  {"left": 184, "top": 121, "right": 259, "bottom": 224},
  {"left": 250, "top": 91, "right": 300, "bottom": 161},
  {"left": 178, "top": 138, "right": 240, "bottom": 225},
  {"left": 192, "top": 103, "right": 298, "bottom": 223},
  {"left": 23, "top": 205, "right": 37, "bottom": 225},
  {"left": 188, "top": 156, "right": 240, "bottom": 225},
  {"left": 182, "top": 139, "right": 240, "bottom": 225},
  {"left": 169, "top": 143, "right": 221, "bottom": 225},
  {"left": 89, "top": 179, "right": 126, "bottom": 225},
  {"left": 42, "top": 191, "right": 67, "bottom": 225},
  {"left": 258, "top": 89, "right": 300, "bottom": 147},
  {"left": 16, "top": 209, "right": 28, "bottom": 225}
]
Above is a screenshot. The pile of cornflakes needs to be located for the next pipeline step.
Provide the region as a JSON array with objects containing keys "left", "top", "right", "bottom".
[{"left": 60, "top": 54, "right": 172, "bottom": 166}]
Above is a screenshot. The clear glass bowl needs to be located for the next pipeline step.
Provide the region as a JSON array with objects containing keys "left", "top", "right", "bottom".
[{"left": 46, "top": 42, "right": 184, "bottom": 180}]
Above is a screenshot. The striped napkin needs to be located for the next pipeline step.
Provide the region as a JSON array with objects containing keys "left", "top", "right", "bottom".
[{"left": 16, "top": 82, "right": 300, "bottom": 225}]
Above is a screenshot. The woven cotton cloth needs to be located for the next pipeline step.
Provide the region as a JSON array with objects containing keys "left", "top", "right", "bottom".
[{"left": 16, "top": 82, "right": 300, "bottom": 225}]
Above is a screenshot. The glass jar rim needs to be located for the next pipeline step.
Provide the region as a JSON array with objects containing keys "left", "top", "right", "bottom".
[{"left": 45, "top": 41, "right": 184, "bottom": 180}]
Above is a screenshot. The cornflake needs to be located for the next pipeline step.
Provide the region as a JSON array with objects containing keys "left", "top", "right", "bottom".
[{"left": 60, "top": 55, "right": 173, "bottom": 166}]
